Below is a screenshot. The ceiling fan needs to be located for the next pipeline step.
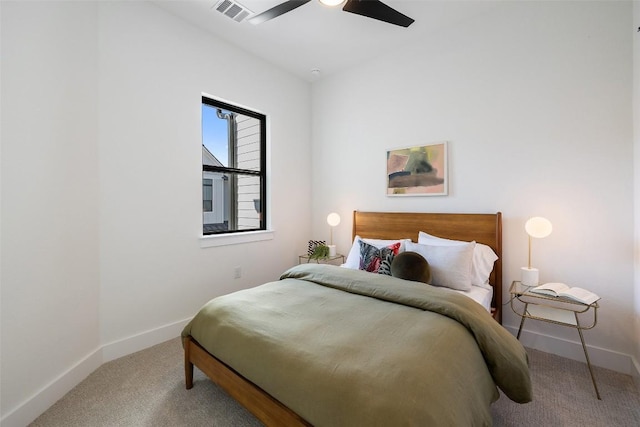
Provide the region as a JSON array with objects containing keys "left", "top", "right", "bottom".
[{"left": 248, "top": 0, "right": 414, "bottom": 28}]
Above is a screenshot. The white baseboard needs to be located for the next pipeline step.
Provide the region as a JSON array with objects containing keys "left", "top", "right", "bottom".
[
  {"left": 0, "top": 348, "right": 103, "bottom": 427},
  {"left": 0, "top": 317, "right": 192, "bottom": 427},
  {"left": 102, "top": 317, "right": 191, "bottom": 362},
  {"left": 504, "top": 324, "right": 639, "bottom": 376}
]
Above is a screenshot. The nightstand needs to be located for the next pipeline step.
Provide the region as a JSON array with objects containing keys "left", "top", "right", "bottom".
[
  {"left": 509, "top": 280, "right": 601, "bottom": 399},
  {"left": 298, "top": 254, "right": 345, "bottom": 265}
]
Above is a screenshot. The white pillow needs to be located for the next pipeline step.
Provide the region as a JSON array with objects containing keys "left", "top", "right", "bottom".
[
  {"left": 343, "top": 236, "right": 410, "bottom": 269},
  {"left": 405, "top": 241, "right": 475, "bottom": 291},
  {"left": 418, "top": 231, "right": 498, "bottom": 289}
]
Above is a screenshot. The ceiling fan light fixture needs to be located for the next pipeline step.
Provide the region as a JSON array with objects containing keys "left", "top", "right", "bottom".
[
  {"left": 319, "top": 0, "right": 345, "bottom": 7},
  {"left": 249, "top": 0, "right": 414, "bottom": 27}
]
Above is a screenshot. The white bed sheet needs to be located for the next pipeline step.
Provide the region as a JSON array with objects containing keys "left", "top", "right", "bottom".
[
  {"left": 436, "top": 285, "right": 492, "bottom": 312},
  {"left": 452, "top": 286, "right": 492, "bottom": 312}
]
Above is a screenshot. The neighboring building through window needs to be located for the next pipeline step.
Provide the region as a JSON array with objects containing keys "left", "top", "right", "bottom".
[
  {"left": 202, "top": 96, "right": 266, "bottom": 235},
  {"left": 202, "top": 178, "right": 213, "bottom": 213}
]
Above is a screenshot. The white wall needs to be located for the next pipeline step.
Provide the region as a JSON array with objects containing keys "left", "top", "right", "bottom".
[
  {"left": 311, "top": 1, "right": 636, "bottom": 373},
  {"left": 1, "top": 2, "right": 102, "bottom": 424},
  {"left": 0, "top": 1, "right": 312, "bottom": 425},
  {"left": 97, "top": 1, "right": 311, "bottom": 350},
  {"left": 633, "top": 0, "right": 640, "bottom": 380}
]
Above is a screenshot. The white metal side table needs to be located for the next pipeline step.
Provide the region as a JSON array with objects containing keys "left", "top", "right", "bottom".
[
  {"left": 509, "top": 280, "right": 601, "bottom": 399},
  {"left": 298, "top": 254, "right": 345, "bottom": 266}
]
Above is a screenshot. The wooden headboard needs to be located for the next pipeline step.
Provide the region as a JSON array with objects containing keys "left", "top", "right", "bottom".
[{"left": 352, "top": 211, "right": 503, "bottom": 323}]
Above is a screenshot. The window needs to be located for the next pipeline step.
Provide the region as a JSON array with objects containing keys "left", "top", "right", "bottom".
[{"left": 202, "top": 96, "right": 266, "bottom": 235}]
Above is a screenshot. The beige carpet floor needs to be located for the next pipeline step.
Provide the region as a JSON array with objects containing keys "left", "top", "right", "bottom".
[{"left": 30, "top": 338, "right": 640, "bottom": 426}]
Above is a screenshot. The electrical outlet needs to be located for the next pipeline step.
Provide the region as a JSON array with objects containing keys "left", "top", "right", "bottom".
[{"left": 234, "top": 266, "right": 241, "bottom": 279}]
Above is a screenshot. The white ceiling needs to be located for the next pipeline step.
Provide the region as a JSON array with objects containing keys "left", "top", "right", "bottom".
[{"left": 152, "top": 0, "right": 502, "bottom": 81}]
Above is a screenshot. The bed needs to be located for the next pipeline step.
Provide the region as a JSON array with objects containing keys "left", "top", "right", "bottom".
[{"left": 182, "top": 211, "right": 531, "bottom": 426}]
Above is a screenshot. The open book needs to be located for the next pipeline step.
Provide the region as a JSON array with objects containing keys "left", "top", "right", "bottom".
[{"left": 529, "top": 282, "right": 600, "bottom": 305}]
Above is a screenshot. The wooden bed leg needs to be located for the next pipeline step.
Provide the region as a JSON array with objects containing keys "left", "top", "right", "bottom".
[{"left": 183, "top": 336, "right": 194, "bottom": 390}]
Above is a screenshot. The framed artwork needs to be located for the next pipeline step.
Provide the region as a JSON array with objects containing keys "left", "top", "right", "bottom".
[{"left": 386, "top": 141, "right": 448, "bottom": 196}]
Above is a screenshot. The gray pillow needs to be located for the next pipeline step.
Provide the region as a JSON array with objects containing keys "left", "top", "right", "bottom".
[{"left": 390, "top": 251, "right": 431, "bottom": 284}]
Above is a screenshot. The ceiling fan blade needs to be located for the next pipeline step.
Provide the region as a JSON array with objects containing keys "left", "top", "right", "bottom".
[
  {"left": 248, "top": 0, "right": 312, "bottom": 25},
  {"left": 342, "top": 0, "right": 414, "bottom": 27}
]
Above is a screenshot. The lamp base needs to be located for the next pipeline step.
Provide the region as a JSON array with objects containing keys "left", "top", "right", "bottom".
[
  {"left": 328, "top": 245, "right": 337, "bottom": 257},
  {"left": 521, "top": 267, "right": 539, "bottom": 286}
]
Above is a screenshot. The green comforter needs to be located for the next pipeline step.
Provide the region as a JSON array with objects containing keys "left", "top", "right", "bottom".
[{"left": 183, "top": 264, "right": 532, "bottom": 426}]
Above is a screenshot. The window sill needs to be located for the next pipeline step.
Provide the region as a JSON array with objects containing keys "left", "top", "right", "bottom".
[{"left": 199, "top": 230, "right": 274, "bottom": 248}]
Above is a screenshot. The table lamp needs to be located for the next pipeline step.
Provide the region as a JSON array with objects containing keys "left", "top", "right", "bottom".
[
  {"left": 521, "top": 216, "right": 552, "bottom": 286},
  {"left": 326, "top": 212, "right": 341, "bottom": 256}
]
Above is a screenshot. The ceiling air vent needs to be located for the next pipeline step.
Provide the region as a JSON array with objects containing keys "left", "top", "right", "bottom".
[{"left": 214, "top": 0, "right": 252, "bottom": 23}]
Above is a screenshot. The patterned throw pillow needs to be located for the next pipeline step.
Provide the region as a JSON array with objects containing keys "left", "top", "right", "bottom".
[
  {"left": 359, "top": 241, "right": 401, "bottom": 273},
  {"left": 377, "top": 251, "right": 395, "bottom": 276}
]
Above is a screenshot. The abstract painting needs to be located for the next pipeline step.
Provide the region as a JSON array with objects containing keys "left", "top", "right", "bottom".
[{"left": 386, "top": 141, "right": 448, "bottom": 196}]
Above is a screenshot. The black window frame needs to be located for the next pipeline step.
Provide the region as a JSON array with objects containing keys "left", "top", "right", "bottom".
[{"left": 202, "top": 96, "right": 267, "bottom": 235}]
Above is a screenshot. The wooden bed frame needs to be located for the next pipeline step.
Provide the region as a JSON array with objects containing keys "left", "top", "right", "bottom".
[
  {"left": 351, "top": 211, "right": 503, "bottom": 322},
  {"left": 184, "top": 211, "right": 503, "bottom": 426}
]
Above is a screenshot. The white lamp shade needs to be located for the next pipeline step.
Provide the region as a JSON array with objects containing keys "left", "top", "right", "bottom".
[
  {"left": 327, "top": 213, "right": 341, "bottom": 227},
  {"left": 525, "top": 217, "right": 552, "bottom": 239}
]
